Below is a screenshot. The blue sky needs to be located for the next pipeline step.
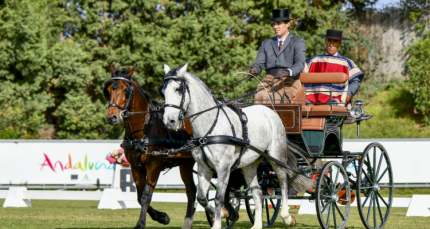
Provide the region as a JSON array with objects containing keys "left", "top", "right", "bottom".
[
  {"left": 344, "top": 0, "right": 401, "bottom": 9},
  {"left": 371, "top": 0, "right": 401, "bottom": 9}
]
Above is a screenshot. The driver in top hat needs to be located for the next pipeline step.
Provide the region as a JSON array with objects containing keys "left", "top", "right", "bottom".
[
  {"left": 249, "top": 8, "right": 306, "bottom": 104},
  {"left": 302, "top": 29, "right": 364, "bottom": 105}
]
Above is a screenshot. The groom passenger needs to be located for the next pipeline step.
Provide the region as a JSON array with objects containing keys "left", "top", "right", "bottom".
[{"left": 303, "top": 29, "right": 364, "bottom": 105}]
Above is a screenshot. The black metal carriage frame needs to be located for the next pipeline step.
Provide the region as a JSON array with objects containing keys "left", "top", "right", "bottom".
[{"left": 205, "top": 73, "right": 394, "bottom": 229}]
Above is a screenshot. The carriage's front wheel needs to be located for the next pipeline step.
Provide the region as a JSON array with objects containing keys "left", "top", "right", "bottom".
[
  {"left": 356, "top": 142, "right": 393, "bottom": 229},
  {"left": 316, "top": 161, "right": 351, "bottom": 229},
  {"left": 205, "top": 180, "right": 240, "bottom": 229}
]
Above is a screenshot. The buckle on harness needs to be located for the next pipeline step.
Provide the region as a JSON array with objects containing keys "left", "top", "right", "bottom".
[{"left": 199, "top": 137, "right": 207, "bottom": 145}]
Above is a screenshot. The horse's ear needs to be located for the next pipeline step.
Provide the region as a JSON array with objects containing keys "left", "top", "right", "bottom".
[
  {"left": 128, "top": 65, "right": 136, "bottom": 75},
  {"left": 110, "top": 65, "right": 116, "bottom": 73},
  {"left": 178, "top": 62, "right": 188, "bottom": 77},
  {"left": 164, "top": 64, "right": 171, "bottom": 75}
]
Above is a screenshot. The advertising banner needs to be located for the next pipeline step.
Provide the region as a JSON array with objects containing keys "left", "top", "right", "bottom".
[{"left": 0, "top": 139, "right": 429, "bottom": 186}]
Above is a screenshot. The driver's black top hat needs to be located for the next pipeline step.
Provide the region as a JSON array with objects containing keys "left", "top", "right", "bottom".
[
  {"left": 269, "top": 8, "right": 292, "bottom": 22},
  {"left": 317, "top": 29, "right": 350, "bottom": 40}
]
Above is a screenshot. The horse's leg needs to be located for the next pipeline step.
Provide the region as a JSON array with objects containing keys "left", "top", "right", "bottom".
[
  {"left": 134, "top": 160, "right": 167, "bottom": 229},
  {"left": 242, "top": 160, "right": 263, "bottom": 229},
  {"left": 179, "top": 159, "right": 197, "bottom": 229},
  {"left": 212, "top": 163, "right": 231, "bottom": 229},
  {"left": 196, "top": 163, "right": 216, "bottom": 218},
  {"left": 268, "top": 162, "right": 296, "bottom": 227}
]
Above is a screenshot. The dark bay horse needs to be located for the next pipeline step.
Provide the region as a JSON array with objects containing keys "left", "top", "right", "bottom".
[{"left": 104, "top": 65, "right": 196, "bottom": 229}]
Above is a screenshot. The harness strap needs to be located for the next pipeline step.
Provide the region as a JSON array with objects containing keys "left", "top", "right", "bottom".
[
  {"left": 190, "top": 135, "right": 302, "bottom": 174},
  {"left": 216, "top": 100, "right": 236, "bottom": 138}
]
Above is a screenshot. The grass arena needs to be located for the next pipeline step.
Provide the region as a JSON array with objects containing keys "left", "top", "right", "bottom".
[{"left": 1, "top": 189, "right": 429, "bottom": 229}]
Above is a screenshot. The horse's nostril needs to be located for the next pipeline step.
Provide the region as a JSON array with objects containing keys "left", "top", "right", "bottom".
[
  {"left": 170, "top": 120, "right": 175, "bottom": 124},
  {"left": 112, "top": 115, "right": 118, "bottom": 121}
]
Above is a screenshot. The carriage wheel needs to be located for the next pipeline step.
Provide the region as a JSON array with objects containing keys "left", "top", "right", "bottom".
[
  {"left": 316, "top": 161, "right": 351, "bottom": 229},
  {"left": 356, "top": 143, "right": 393, "bottom": 229},
  {"left": 205, "top": 181, "right": 240, "bottom": 229},
  {"left": 244, "top": 180, "right": 281, "bottom": 227}
]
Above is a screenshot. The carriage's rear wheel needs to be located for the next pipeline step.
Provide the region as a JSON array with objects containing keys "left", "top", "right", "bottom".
[
  {"left": 244, "top": 180, "right": 281, "bottom": 227},
  {"left": 205, "top": 180, "right": 240, "bottom": 229},
  {"left": 356, "top": 143, "right": 393, "bottom": 229},
  {"left": 316, "top": 161, "right": 351, "bottom": 229}
]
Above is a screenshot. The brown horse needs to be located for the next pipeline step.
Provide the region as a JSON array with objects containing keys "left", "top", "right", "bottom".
[{"left": 104, "top": 65, "right": 196, "bottom": 229}]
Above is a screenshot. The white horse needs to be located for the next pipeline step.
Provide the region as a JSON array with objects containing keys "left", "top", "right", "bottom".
[{"left": 161, "top": 63, "right": 312, "bottom": 229}]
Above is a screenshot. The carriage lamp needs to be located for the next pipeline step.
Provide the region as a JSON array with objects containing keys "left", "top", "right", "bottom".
[
  {"left": 350, "top": 99, "right": 365, "bottom": 119},
  {"left": 350, "top": 99, "right": 365, "bottom": 136}
]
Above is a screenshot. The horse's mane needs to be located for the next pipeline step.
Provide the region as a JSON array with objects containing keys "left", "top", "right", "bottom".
[
  {"left": 131, "top": 78, "right": 161, "bottom": 106},
  {"left": 165, "top": 65, "right": 212, "bottom": 96},
  {"left": 184, "top": 72, "right": 213, "bottom": 96}
]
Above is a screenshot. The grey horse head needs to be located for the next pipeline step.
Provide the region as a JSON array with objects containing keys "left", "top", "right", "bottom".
[{"left": 162, "top": 63, "right": 191, "bottom": 130}]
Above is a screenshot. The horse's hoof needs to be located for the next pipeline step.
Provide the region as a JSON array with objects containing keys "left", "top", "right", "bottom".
[
  {"left": 151, "top": 211, "right": 170, "bottom": 225},
  {"left": 227, "top": 209, "right": 239, "bottom": 222},
  {"left": 133, "top": 225, "right": 144, "bottom": 229},
  {"left": 289, "top": 215, "right": 296, "bottom": 227}
]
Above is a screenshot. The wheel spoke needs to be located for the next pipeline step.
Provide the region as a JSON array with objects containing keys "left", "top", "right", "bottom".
[
  {"left": 269, "top": 199, "right": 278, "bottom": 213},
  {"left": 326, "top": 200, "right": 332, "bottom": 227},
  {"left": 375, "top": 194, "right": 384, "bottom": 223},
  {"left": 366, "top": 154, "right": 372, "bottom": 181},
  {"left": 329, "top": 167, "right": 335, "bottom": 192},
  {"left": 373, "top": 193, "right": 377, "bottom": 228},
  {"left": 323, "top": 176, "right": 333, "bottom": 192},
  {"left": 376, "top": 150, "right": 384, "bottom": 180},
  {"left": 366, "top": 191, "right": 374, "bottom": 223},
  {"left": 377, "top": 166, "right": 390, "bottom": 184},
  {"left": 362, "top": 170, "right": 374, "bottom": 185},
  {"left": 334, "top": 167, "right": 340, "bottom": 189},
  {"left": 265, "top": 199, "right": 270, "bottom": 223},
  {"left": 380, "top": 185, "right": 393, "bottom": 188},
  {"left": 373, "top": 146, "right": 377, "bottom": 182},
  {"left": 376, "top": 191, "right": 389, "bottom": 207},
  {"left": 334, "top": 202, "right": 346, "bottom": 221},
  {"left": 362, "top": 189, "right": 374, "bottom": 208},
  {"left": 321, "top": 199, "right": 331, "bottom": 214},
  {"left": 338, "top": 198, "right": 349, "bottom": 202},
  {"left": 335, "top": 181, "right": 347, "bottom": 195},
  {"left": 360, "top": 186, "right": 373, "bottom": 190},
  {"left": 321, "top": 194, "right": 332, "bottom": 199},
  {"left": 333, "top": 202, "right": 338, "bottom": 228}
]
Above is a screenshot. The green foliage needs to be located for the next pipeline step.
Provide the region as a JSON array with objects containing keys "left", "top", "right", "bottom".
[
  {"left": 344, "top": 81, "right": 430, "bottom": 138},
  {"left": 405, "top": 8, "right": 430, "bottom": 126},
  {"left": 0, "top": 0, "right": 374, "bottom": 139}
]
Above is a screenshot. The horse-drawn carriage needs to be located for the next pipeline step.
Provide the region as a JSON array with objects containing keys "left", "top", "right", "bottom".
[
  {"left": 104, "top": 65, "right": 393, "bottom": 229},
  {"left": 201, "top": 72, "right": 393, "bottom": 229}
]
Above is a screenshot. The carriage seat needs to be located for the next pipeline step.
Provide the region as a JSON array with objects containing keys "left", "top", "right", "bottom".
[{"left": 295, "top": 73, "right": 349, "bottom": 130}]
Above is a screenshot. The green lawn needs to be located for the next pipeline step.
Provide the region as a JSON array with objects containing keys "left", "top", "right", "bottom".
[{"left": 1, "top": 198, "right": 429, "bottom": 229}]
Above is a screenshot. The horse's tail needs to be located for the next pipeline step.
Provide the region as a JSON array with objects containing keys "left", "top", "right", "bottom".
[{"left": 285, "top": 140, "right": 314, "bottom": 193}]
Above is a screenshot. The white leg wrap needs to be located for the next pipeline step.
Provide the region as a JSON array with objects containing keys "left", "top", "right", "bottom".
[{"left": 182, "top": 217, "right": 193, "bottom": 229}]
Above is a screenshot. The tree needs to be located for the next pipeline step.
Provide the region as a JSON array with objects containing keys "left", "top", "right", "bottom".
[{"left": 0, "top": 0, "right": 373, "bottom": 138}]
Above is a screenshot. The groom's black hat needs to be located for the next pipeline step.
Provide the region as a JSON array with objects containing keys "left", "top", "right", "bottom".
[
  {"left": 317, "top": 29, "right": 350, "bottom": 40},
  {"left": 269, "top": 9, "right": 292, "bottom": 22}
]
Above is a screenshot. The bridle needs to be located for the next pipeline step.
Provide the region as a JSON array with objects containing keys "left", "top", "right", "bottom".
[
  {"left": 158, "top": 76, "right": 191, "bottom": 122},
  {"left": 104, "top": 76, "right": 136, "bottom": 118},
  {"left": 104, "top": 76, "right": 162, "bottom": 118}
]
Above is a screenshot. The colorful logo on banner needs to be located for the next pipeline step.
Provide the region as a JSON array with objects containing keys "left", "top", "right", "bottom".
[{"left": 41, "top": 153, "right": 113, "bottom": 172}]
